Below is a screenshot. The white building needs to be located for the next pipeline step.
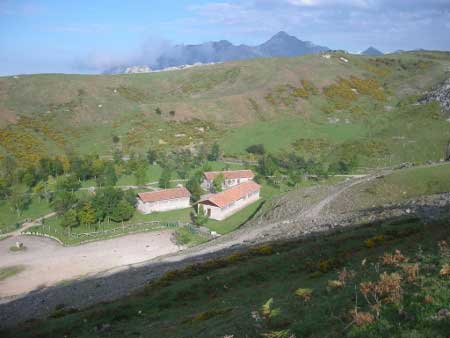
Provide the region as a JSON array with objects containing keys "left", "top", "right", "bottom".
[
  {"left": 137, "top": 187, "right": 191, "bottom": 214},
  {"left": 197, "top": 181, "right": 261, "bottom": 221},
  {"left": 202, "top": 170, "right": 255, "bottom": 192}
]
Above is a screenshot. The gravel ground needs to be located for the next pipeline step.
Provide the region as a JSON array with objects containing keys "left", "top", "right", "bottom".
[{"left": 0, "top": 231, "right": 179, "bottom": 298}]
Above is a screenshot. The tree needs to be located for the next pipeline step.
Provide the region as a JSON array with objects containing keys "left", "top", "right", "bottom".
[
  {"left": 33, "top": 181, "right": 46, "bottom": 201},
  {"left": 329, "top": 160, "right": 350, "bottom": 175},
  {"left": 124, "top": 189, "right": 138, "bottom": 207},
  {"left": 112, "top": 135, "right": 120, "bottom": 144},
  {"left": 68, "top": 156, "right": 85, "bottom": 180},
  {"left": 9, "top": 188, "right": 31, "bottom": 216},
  {"left": 186, "top": 175, "right": 203, "bottom": 202},
  {"left": 212, "top": 173, "right": 225, "bottom": 192},
  {"left": 52, "top": 191, "right": 78, "bottom": 215},
  {"left": 208, "top": 143, "right": 221, "bottom": 161},
  {"left": 191, "top": 205, "right": 209, "bottom": 226},
  {"left": 1, "top": 155, "right": 17, "bottom": 183},
  {"left": 113, "top": 149, "right": 123, "bottom": 164},
  {"left": 258, "top": 155, "right": 277, "bottom": 176},
  {"left": 60, "top": 209, "right": 79, "bottom": 231},
  {"left": 111, "top": 200, "right": 134, "bottom": 223},
  {"left": 21, "top": 170, "right": 36, "bottom": 188},
  {"left": 195, "top": 144, "right": 209, "bottom": 165},
  {"left": 78, "top": 202, "right": 96, "bottom": 226},
  {"left": 56, "top": 175, "right": 81, "bottom": 193},
  {"left": 246, "top": 144, "right": 265, "bottom": 155},
  {"left": 287, "top": 169, "right": 303, "bottom": 188},
  {"left": 37, "top": 158, "right": 64, "bottom": 179},
  {"left": 146, "top": 148, "right": 158, "bottom": 165},
  {"left": 0, "top": 176, "right": 11, "bottom": 199},
  {"left": 97, "top": 163, "right": 117, "bottom": 187},
  {"left": 134, "top": 164, "right": 148, "bottom": 186},
  {"left": 155, "top": 107, "right": 162, "bottom": 116},
  {"left": 92, "top": 187, "right": 123, "bottom": 223},
  {"left": 169, "top": 110, "right": 175, "bottom": 117},
  {"left": 158, "top": 169, "right": 172, "bottom": 189},
  {"left": 92, "top": 158, "right": 105, "bottom": 179}
]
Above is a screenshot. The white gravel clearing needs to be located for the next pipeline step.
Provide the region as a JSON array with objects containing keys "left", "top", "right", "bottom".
[{"left": 0, "top": 230, "right": 179, "bottom": 297}]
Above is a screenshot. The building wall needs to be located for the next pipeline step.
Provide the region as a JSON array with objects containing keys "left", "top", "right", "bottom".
[
  {"left": 200, "top": 189, "right": 260, "bottom": 221},
  {"left": 137, "top": 197, "right": 190, "bottom": 214},
  {"left": 201, "top": 177, "right": 252, "bottom": 192}
]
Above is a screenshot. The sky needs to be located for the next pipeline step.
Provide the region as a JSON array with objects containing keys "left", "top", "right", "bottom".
[{"left": 0, "top": 0, "right": 449, "bottom": 75}]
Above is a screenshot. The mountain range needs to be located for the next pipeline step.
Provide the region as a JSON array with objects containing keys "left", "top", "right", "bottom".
[{"left": 105, "top": 31, "right": 330, "bottom": 74}]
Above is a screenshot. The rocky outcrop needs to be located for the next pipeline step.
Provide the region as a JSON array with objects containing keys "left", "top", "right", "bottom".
[
  {"left": 420, "top": 78, "right": 450, "bottom": 112},
  {"left": 123, "top": 65, "right": 152, "bottom": 74}
]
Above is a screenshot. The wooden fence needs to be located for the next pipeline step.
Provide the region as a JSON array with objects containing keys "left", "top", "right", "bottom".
[{"left": 23, "top": 220, "right": 196, "bottom": 245}]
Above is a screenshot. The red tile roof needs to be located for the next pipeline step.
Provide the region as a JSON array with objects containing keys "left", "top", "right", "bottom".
[
  {"left": 137, "top": 187, "right": 190, "bottom": 203},
  {"left": 203, "top": 170, "right": 254, "bottom": 181},
  {"left": 199, "top": 181, "right": 260, "bottom": 208}
]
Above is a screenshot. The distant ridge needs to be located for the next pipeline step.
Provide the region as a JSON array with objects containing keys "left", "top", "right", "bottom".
[
  {"left": 105, "top": 31, "right": 329, "bottom": 74},
  {"left": 361, "top": 46, "right": 383, "bottom": 56}
]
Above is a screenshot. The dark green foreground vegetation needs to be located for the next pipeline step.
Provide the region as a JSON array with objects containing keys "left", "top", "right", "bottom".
[{"left": 3, "top": 217, "right": 449, "bottom": 338}]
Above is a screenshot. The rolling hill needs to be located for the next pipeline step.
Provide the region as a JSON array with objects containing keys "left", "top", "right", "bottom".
[{"left": 0, "top": 51, "right": 450, "bottom": 168}]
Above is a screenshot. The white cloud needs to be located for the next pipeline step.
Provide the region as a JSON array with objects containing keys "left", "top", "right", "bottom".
[
  {"left": 287, "top": 0, "right": 371, "bottom": 8},
  {"left": 183, "top": 0, "right": 450, "bottom": 50}
]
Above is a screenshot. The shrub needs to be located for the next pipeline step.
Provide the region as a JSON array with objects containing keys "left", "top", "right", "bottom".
[
  {"left": 159, "top": 270, "right": 182, "bottom": 283},
  {"left": 189, "top": 308, "right": 232, "bottom": 323},
  {"left": 308, "top": 271, "right": 323, "bottom": 279},
  {"left": 424, "top": 295, "right": 434, "bottom": 304},
  {"left": 350, "top": 310, "right": 375, "bottom": 326},
  {"left": 50, "top": 304, "right": 78, "bottom": 319},
  {"left": 365, "top": 235, "right": 385, "bottom": 248},
  {"left": 226, "top": 252, "right": 245, "bottom": 263},
  {"left": 324, "top": 76, "right": 386, "bottom": 109},
  {"left": 318, "top": 257, "right": 342, "bottom": 273},
  {"left": 301, "top": 79, "right": 318, "bottom": 95},
  {"left": 439, "top": 264, "right": 450, "bottom": 276},
  {"left": 438, "top": 241, "right": 449, "bottom": 257},
  {"left": 261, "top": 298, "right": 281, "bottom": 319},
  {"left": 382, "top": 250, "right": 408, "bottom": 266},
  {"left": 360, "top": 272, "right": 403, "bottom": 311},
  {"left": 261, "top": 330, "right": 295, "bottom": 338},
  {"left": 327, "top": 280, "right": 344, "bottom": 289},
  {"left": 246, "top": 144, "right": 265, "bottom": 155},
  {"left": 9, "top": 245, "right": 27, "bottom": 252},
  {"left": 294, "top": 288, "right": 313, "bottom": 302},
  {"left": 251, "top": 245, "right": 274, "bottom": 256},
  {"left": 338, "top": 267, "right": 354, "bottom": 285},
  {"left": 403, "top": 263, "right": 419, "bottom": 283}
]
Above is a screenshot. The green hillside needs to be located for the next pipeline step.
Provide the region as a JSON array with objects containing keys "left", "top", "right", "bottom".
[
  {"left": 2, "top": 216, "right": 449, "bottom": 338},
  {"left": 1, "top": 51, "right": 450, "bottom": 167}
]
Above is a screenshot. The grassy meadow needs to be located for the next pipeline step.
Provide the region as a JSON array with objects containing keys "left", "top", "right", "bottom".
[
  {"left": 3, "top": 216, "right": 449, "bottom": 338},
  {"left": 329, "top": 163, "right": 450, "bottom": 213},
  {"left": 1, "top": 51, "right": 449, "bottom": 168}
]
